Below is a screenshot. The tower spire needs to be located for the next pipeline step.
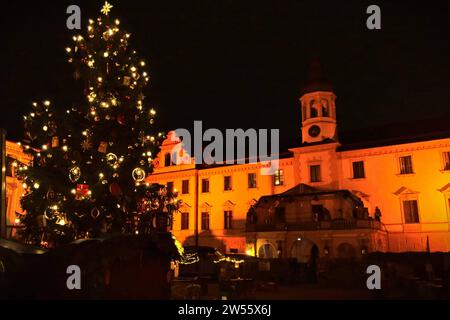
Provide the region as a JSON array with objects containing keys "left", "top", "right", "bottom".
[{"left": 299, "top": 59, "right": 337, "bottom": 144}]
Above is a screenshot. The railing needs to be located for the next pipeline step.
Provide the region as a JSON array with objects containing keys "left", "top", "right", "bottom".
[{"left": 246, "top": 219, "right": 382, "bottom": 232}]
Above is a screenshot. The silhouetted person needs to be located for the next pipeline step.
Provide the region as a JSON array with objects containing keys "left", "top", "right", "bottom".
[{"left": 374, "top": 207, "right": 382, "bottom": 222}]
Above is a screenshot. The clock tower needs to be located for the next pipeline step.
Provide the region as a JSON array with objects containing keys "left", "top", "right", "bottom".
[{"left": 300, "top": 61, "right": 337, "bottom": 144}]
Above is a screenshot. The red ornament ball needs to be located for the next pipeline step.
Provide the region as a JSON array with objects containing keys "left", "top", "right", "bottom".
[
  {"left": 117, "top": 114, "right": 126, "bottom": 125},
  {"left": 109, "top": 183, "right": 123, "bottom": 197}
]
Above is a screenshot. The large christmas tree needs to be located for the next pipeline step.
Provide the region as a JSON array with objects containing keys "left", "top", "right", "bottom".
[{"left": 16, "top": 2, "right": 179, "bottom": 247}]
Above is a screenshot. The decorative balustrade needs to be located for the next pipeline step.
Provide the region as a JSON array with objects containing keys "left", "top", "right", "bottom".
[{"left": 246, "top": 219, "right": 382, "bottom": 232}]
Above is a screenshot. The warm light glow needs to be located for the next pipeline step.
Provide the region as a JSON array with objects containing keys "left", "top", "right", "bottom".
[{"left": 101, "top": 1, "right": 113, "bottom": 15}]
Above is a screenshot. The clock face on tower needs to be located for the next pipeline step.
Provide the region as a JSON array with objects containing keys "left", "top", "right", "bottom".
[{"left": 308, "top": 125, "right": 321, "bottom": 138}]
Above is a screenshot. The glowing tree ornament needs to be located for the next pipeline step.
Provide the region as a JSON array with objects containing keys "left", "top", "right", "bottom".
[
  {"left": 132, "top": 167, "right": 146, "bottom": 182},
  {"left": 101, "top": 1, "right": 113, "bottom": 16},
  {"left": 69, "top": 166, "right": 81, "bottom": 183}
]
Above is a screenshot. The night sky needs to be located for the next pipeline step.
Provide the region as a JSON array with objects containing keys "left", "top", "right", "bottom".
[{"left": 1, "top": 0, "right": 450, "bottom": 143}]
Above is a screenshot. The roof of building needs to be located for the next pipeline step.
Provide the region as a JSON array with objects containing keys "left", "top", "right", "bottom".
[
  {"left": 279, "top": 116, "right": 450, "bottom": 153},
  {"left": 256, "top": 183, "right": 363, "bottom": 205},
  {"left": 300, "top": 59, "right": 334, "bottom": 96},
  {"left": 337, "top": 116, "right": 450, "bottom": 151}
]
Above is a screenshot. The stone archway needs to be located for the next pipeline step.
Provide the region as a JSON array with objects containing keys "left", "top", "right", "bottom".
[
  {"left": 290, "top": 238, "right": 319, "bottom": 263},
  {"left": 337, "top": 242, "right": 356, "bottom": 259},
  {"left": 258, "top": 243, "right": 276, "bottom": 259}
]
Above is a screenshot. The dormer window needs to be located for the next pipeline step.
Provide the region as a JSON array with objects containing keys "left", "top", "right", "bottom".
[{"left": 443, "top": 151, "right": 450, "bottom": 171}]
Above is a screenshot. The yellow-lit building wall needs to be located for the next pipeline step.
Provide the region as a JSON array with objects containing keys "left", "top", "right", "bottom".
[{"left": 5, "top": 141, "right": 31, "bottom": 237}]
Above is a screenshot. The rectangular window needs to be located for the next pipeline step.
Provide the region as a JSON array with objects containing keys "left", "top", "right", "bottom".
[
  {"left": 310, "top": 165, "right": 321, "bottom": 182},
  {"left": 403, "top": 200, "right": 420, "bottom": 224},
  {"left": 182, "top": 179, "right": 189, "bottom": 194},
  {"left": 443, "top": 152, "right": 450, "bottom": 171},
  {"left": 6, "top": 157, "right": 15, "bottom": 177},
  {"left": 248, "top": 173, "right": 257, "bottom": 189},
  {"left": 224, "top": 176, "right": 232, "bottom": 191},
  {"left": 224, "top": 210, "right": 233, "bottom": 229},
  {"left": 273, "top": 169, "right": 285, "bottom": 186},
  {"left": 201, "top": 212, "right": 210, "bottom": 230},
  {"left": 399, "top": 156, "right": 414, "bottom": 174},
  {"left": 164, "top": 153, "right": 171, "bottom": 167},
  {"left": 201, "top": 179, "right": 210, "bottom": 193},
  {"left": 167, "top": 181, "right": 174, "bottom": 193},
  {"left": 181, "top": 212, "right": 189, "bottom": 230},
  {"left": 275, "top": 207, "right": 286, "bottom": 223},
  {"left": 352, "top": 161, "right": 365, "bottom": 179}
]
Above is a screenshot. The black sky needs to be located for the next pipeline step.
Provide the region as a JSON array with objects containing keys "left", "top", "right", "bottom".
[{"left": 1, "top": 0, "right": 450, "bottom": 142}]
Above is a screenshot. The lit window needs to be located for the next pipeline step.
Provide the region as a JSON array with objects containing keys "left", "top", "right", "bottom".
[
  {"left": 352, "top": 161, "right": 365, "bottom": 179},
  {"left": 273, "top": 169, "right": 284, "bottom": 186},
  {"left": 201, "top": 179, "right": 210, "bottom": 193},
  {"left": 224, "top": 176, "right": 232, "bottom": 191},
  {"left": 310, "top": 165, "right": 321, "bottom": 182},
  {"left": 224, "top": 210, "right": 233, "bottom": 229},
  {"left": 399, "top": 156, "right": 413, "bottom": 174},
  {"left": 248, "top": 173, "right": 257, "bottom": 188},
  {"left": 403, "top": 200, "right": 419, "bottom": 224},
  {"left": 443, "top": 151, "right": 450, "bottom": 171},
  {"left": 181, "top": 212, "right": 189, "bottom": 230}
]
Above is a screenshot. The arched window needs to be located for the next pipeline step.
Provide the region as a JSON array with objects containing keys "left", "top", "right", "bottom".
[
  {"left": 258, "top": 243, "right": 276, "bottom": 259},
  {"left": 321, "top": 99, "right": 329, "bottom": 117},
  {"left": 310, "top": 100, "right": 318, "bottom": 118}
]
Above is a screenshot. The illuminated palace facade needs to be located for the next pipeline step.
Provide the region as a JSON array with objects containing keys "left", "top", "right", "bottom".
[
  {"left": 4, "top": 141, "right": 31, "bottom": 237},
  {"left": 147, "top": 80, "right": 450, "bottom": 261},
  {"left": 5, "top": 83, "right": 450, "bottom": 261}
]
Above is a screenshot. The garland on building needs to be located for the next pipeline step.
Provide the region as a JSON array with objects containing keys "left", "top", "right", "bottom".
[{"left": 16, "top": 2, "right": 179, "bottom": 247}]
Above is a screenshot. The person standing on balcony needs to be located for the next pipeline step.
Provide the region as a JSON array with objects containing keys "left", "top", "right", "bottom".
[{"left": 374, "top": 207, "right": 382, "bottom": 222}]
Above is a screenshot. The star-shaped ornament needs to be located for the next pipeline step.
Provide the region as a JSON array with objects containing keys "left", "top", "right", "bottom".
[
  {"left": 101, "top": 1, "right": 113, "bottom": 15},
  {"left": 81, "top": 138, "right": 93, "bottom": 151}
]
